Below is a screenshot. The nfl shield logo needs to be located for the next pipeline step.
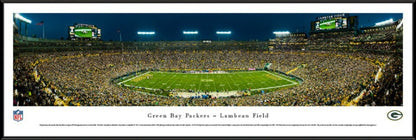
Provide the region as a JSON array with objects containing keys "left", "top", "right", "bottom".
[{"left": 13, "top": 110, "right": 23, "bottom": 122}]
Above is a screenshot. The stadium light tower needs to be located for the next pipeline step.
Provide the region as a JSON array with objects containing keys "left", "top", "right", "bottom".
[
  {"left": 273, "top": 31, "right": 290, "bottom": 36},
  {"left": 273, "top": 31, "right": 292, "bottom": 64},
  {"left": 137, "top": 31, "right": 156, "bottom": 41},
  {"left": 273, "top": 31, "right": 291, "bottom": 47},
  {"left": 216, "top": 31, "right": 232, "bottom": 41},
  {"left": 183, "top": 30, "right": 198, "bottom": 41},
  {"left": 183, "top": 31, "right": 198, "bottom": 34},
  {"left": 14, "top": 13, "right": 32, "bottom": 37},
  {"left": 136, "top": 31, "right": 155, "bottom": 75},
  {"left": 137, "top": 31, "right": 156, "bottom": 35}
]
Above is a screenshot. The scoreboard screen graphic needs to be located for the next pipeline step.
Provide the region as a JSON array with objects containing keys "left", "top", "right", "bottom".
[
  {"left": 315, "top": 17, "right": 347, "bottom": 30},
  {"left": 74, "top": 27, "right": 93, "bottom": 38},
  {"left": 69, "top": 24, "right": 101, "bottom": 40}
]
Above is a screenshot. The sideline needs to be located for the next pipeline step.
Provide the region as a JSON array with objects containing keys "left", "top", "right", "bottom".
[
  {"left": 117, "top": 71, "right": 150, "bottom": 85},
  {"left": 263, "top": 71, "right": 298, "bottom": 85}
]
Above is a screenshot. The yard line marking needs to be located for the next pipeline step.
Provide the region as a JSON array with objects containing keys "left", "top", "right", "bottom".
[
  {"left": 246, "top": 71, "right": 296, "bottom": 91},
  {"left": 225, "top": 73, "right": 235, "bottom": 91},
  {"left": 198, "top": 74, "right": 202, "bottom": 91},
  {"left": 257, "top": 73, "right": 280, "bottom": 89},
  {"left": 164, "top": 72, "right": 181, "bottom": 90},
  {"left": 263, "top": 71, "right": 298, "bottom": 85},
  {"left": 216, "top": 74, "right": 224, "bottom": 92},
  {"left": 245, "top": 72, "right": 264, "bottom": 90},
  {"left": 147, "top": 72, "right": 167, "bottom": 89},
  {"left": 212, "top": 73, "right": 217, "bottom": 91},
  {"left": 122, "top": 84, "right": 157, "bottom": 90},
  {"left": 247, "top": 72, "right": 293, "bottom": 91}
]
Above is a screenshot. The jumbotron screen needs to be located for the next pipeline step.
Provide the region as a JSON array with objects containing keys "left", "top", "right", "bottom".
[
  {"left": 74, "top": 27, "right": 93, "bottom": 38},
  {"left": 315, "top": 17, "right": 347, "bottom": 30},
  {"left": 69, "top": 24, "right": 101, "bottom": 40}
]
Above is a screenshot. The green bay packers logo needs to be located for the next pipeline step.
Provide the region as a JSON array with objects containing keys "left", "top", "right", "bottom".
[{"left": 387, "top": 110, "right": 403, "bottom": 121}]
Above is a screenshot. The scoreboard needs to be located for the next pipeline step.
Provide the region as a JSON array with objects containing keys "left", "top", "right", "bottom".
[
  {"left": 69, "top": 24, "right": 101, "bottom": 40},
  {"left": 311, "top": 14, "right": 358, "bottom": 32},
  {"left": 315, "top": 18, "right": 347, "bottom": 30}
]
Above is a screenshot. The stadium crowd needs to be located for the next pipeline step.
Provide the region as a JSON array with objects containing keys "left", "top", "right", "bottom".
[
  {"left": 357, "top": 54, "right": 403, "bottom": 106},
  {"left": 13, "top": 45, "right": 401, "bottom": 106},
  {"left": 308, "top": 31, "right": 355, "bottom": 49}
]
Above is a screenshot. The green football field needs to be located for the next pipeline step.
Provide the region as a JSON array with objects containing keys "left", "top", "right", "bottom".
[
  {"left": 118, "top": 71, "right": 299, "bottom": 92},
  {"left": 74, "top": 27, "right": 93, "bottom": 38},
  {"left": 319, "top": 19, "right": 336, "bottom": 30}
]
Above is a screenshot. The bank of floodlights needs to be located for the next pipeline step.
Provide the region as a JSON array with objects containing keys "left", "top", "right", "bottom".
[
  {"left": 375, "top": 18, "right": 394, "bottom": 27},
  {"left": 273, "top": 31, "right": 290, "bottom": 35},
  {"left": 183, "top": 31, "right": 199, "bottom": 35},
  {"left": 216, "top": 31, "right": 232, "bottom": 35},
  {"left": 14, "top": 13, "right": 32, "bottom": 24},
  {"left": 137, "top": 31, "right": 155, "bottom": 35}
]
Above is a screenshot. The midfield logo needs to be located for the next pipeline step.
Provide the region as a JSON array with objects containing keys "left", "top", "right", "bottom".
[{"left": 13, "top": 110, "right": 23, "bottom": 122}]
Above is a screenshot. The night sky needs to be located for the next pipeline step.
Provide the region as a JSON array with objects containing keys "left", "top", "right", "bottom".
[{"left": 19, "top": 13, "right": 402, "bottom": 41}]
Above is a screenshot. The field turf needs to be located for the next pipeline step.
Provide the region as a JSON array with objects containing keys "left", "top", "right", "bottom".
[{"left": 119, "top": 71, "right": 299, "bottom": 92}]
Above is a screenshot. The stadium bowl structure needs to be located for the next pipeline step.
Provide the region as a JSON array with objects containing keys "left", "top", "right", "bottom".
[{"left": 26, "top": 50, "right": 382, "bottom": 106}]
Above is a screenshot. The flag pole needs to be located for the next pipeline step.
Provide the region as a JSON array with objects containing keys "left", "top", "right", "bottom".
[{"left": 120, "top": 32, "right": 122, "bottom": 41}]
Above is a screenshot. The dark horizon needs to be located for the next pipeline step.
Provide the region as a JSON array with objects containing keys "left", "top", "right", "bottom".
[{"left": 17, "top": 13, "right": 402, "bottom": 41}]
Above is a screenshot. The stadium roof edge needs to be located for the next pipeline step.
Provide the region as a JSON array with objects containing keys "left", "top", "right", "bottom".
[{"left": 361, "top": 18, "right": 402, "bottom": 29}]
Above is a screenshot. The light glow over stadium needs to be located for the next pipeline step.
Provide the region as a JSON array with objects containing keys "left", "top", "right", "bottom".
[
  {"left": 375, "top": 18, "right": 394, "bottom": 26},
  {"left": 137, "top": 31, "right": 155, "bottom": 35},
  {"left": 14, "top": 13, "right": 32, "bottom": 24},
  {"left": 273, "top": 31, "right": 291, "bottom": 35},
  {"left": 183, "top": 31, "right": 199, "bottom": 34},
  {"left": 216, "top": 31, "right": 232, "bottom": 35}
]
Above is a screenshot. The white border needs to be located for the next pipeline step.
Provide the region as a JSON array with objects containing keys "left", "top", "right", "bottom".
[{"left": 3, "top": 3, "right": 413, "bottom": 137}]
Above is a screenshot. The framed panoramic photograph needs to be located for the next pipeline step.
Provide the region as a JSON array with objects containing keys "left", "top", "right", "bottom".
[{"left": 2, "top": 1, "right": 414, "bottom": 139}]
